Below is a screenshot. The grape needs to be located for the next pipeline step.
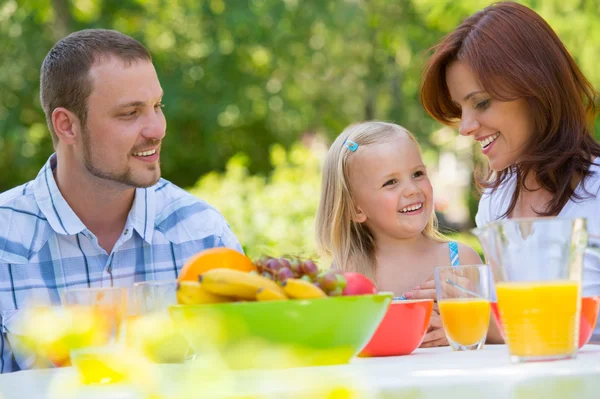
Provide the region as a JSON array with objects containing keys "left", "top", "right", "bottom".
[
  {"left": 279, "top": 257, "right": 291, "bottom": 270},
  {"left": 288, "top": 258, "right": 302, "bottom": 275},
  {"left": 301, "top": 260, "right": 319, "bottom": 278},
  {"left": 256, "top": 254, "right": 323, "bottom": 284},
  {"left": 335, "top": 273, "right": 347, "bottom": 290},
  {"left": 254, "top": 255, "right": 272, "bottom": 268},
  {"left": 277, "top": 267, "right": 295, "bottom": 282},
  {"left": 328, "top": 287, "right": 343, "bottom": 296},
  {"left": 317, "top": 272, "right": 338, "bottom": 292},
  {"left": 264, "top": 258, "right": 283, "bottom": 273}
]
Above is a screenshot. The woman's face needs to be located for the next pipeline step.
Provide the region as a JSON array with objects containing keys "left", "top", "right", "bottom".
[{"left": 445, "top": 61, "right": 535, "bottom": 171}]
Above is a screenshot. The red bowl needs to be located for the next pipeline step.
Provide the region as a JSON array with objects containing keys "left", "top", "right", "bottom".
[
  {"left": 491, "top": 296, "right": 600, "bottom": 349},
  {"left": 580, "top": 296, "right": 600, "bottom": 347},
  {"left": 359, "top": 299, "right": 433, "bottom": 357}
]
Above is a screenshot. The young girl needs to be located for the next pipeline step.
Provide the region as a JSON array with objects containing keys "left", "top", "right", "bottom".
[{"left": 315, "top": 121, "right": 486, "bottom": 347}]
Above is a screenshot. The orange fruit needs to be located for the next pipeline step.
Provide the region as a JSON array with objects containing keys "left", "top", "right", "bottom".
[{"left": 177, "top": 247, "right": 256, "bottom": 282}]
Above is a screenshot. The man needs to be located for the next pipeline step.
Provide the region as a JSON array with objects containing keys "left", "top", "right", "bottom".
[{"left": 0, "top": 29, "right": 242, "bottom": 373}]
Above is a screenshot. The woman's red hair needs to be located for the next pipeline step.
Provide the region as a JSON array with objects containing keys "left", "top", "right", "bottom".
[{"left": 420, "top": 1, "right": 600, "bottom": 217}]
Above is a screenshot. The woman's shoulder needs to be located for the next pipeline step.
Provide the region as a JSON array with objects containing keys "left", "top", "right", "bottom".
[
  {"left": 582, "top": 158, "right": 600, "bottom": 193},
  {"left": 571, "top": 158, "right": 600, "bottom": 207},
  {"left": 567, "top": 159, "right": 600, "bottom": 223},
  {"left": 555, "top": 159, "right": 600, "bottom": 235}
]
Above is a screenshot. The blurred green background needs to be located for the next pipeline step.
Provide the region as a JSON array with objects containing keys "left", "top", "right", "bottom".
[{"left": 2, "top": 0, "right": 599, "bottom": 259}]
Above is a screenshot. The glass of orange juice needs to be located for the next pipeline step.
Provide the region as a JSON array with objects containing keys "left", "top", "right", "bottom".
[
  {"left": 434, "top": 264, "right": 491, "bottom": 351},
  {"left": 62, "top": 286, "right": 127, "bottom": 343},
  {"left": 479, "top": 217, "right": 587, "bottom": 363},
  {"left": 62, "top": 286, "right": 128, "bottom": 384}
]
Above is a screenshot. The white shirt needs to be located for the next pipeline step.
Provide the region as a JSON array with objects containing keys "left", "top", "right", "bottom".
[{"left": 476, "top": 159, "right": 600, "bottom": 342}]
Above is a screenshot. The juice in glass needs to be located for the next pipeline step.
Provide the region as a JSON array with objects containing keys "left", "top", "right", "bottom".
[
  {"left": 496, "top": 280, "right": 580, "bottom": 360},
  {"left": 434, "top": 264, "right": 491, "bottom": 351},
  {"left": 439, "top": 298, "right": 491, "bottom": 346},
  {"left": 71, "top": 347, "right": 128, "bottom": 384}
]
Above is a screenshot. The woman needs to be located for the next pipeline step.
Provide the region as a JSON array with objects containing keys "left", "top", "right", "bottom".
[{"left": 416, "top": 1, "right": 600, "bottom": 343}]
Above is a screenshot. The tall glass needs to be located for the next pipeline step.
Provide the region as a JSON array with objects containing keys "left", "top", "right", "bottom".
[
  {"left": 132, "top": 280, "right": 178, "bottom": 314},
  {"left": 62, "top": 286, "right": 127, "bottom": 344},
  {"left": 129, "top": 280, "right": 192, "bottom": 363},
  {"left": 62, "top": 286, "right": 128, "bottom": 384},
  {"left": 435, "top": 264, "right": 491, "bottom": 351},
  {"left": 473, "top": 217, "right": 586, "bottom": 363}
]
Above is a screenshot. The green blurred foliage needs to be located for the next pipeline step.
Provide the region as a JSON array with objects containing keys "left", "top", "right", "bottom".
[
  {"left": 2, "top": 0, "right": 600, "bottom": 228},
  {"left": 190, "top": 139, "right": 324, "bottom": 260}
]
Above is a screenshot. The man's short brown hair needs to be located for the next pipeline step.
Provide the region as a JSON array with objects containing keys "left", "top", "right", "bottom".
[{"left": 40, "top": 29, "right": 152, "bottom": 146}]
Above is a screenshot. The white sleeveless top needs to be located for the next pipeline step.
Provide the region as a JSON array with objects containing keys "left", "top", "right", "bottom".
[{"left": 476, "top": 159, "right": 600, "bottom": 342}]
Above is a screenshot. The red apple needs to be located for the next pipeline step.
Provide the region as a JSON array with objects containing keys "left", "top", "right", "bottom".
[{"left": 342, "top": 272, "right": 377, "bottom": 296}]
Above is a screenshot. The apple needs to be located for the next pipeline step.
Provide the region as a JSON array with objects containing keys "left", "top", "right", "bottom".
[{"left": 342, "top": 272, "right": 377, "bottom": 296}]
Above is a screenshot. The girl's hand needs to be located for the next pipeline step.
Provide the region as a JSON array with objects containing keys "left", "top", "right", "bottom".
[
  {"left": 404, "top": 273, "right": 476, "bottom": 300},
  {"left": 402, "top": 277, "right": 437, "bottom": 300},
  {"left": 419, "top": 304, "right": 449, "bottom": 348}
]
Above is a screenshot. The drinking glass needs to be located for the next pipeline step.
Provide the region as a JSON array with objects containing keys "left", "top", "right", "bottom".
[
  {"left": 435, "top": 264, "right": 491, "bottom": 351},
  {"left": 129, "top": 280, "right": 192, "bottom": 363},
  {"left": 132, "top": 280, "right": 178, "bottom": 314},
  {"left": 62, "top": 286, "right": 127, "bottom": 344},
  {"left": 62, "top": 286, "right": 128, "bottom": 384}
]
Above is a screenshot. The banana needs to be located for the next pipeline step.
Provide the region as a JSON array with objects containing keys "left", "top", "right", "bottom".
[
  {"left": 176, "top": 281, "right": 231, "bottom": 305},
  {"left": 200, "top": 268, "right": 285, "bottom": 300},
  {"left": 256, "top": 287, "right": 289, "bottom": 301},
  {"left": 282, "top": 279, "right": 327, "bottom": 299}
]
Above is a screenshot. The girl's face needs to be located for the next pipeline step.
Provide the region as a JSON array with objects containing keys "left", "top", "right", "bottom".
[
  {"left": 445, "top": 61, "right": 535, "bottom": 171},
  {"left": 347, "top": 133, "right": 434, "bottom": 241}
]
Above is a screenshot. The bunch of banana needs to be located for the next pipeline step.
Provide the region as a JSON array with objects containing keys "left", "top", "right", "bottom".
[
  {"left": 255, "top": 287, "right": 287, "bottom": 301},
  {"left": 176, "top": 281, "right": 231, "bottom": 305},
  {"left": 176, "top": 268, "right": 328, "bottom": 305},
  {"left": 281, "top": 278, "right": 327, "bottom": 299},
  {"left": 200, "top": 268, "right": 285, "bottom": 300}
]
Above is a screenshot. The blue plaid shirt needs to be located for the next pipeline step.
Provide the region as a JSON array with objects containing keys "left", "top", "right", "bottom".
[{"left": 0, "top": 154, "right": 242, "bottom": 373}]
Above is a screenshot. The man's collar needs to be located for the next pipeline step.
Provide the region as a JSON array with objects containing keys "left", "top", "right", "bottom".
[
  {"left": 130, "top": 186, "right": 156, "bottom": 244},
  {"left": 33, "top": 154, "right": 87, "bottom": 235},
  {"left": 33, "top": 153, "right": 156, "bottom": 243}
]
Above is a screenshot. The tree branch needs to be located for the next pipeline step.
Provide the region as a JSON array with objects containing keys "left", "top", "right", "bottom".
[{"left": 51, "top": 0, "right": 73, "bottom": 41}]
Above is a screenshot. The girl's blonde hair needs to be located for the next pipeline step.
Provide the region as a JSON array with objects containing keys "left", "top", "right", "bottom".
[{"left": 315, "top": 121, "right": 446, "bottom": 280}]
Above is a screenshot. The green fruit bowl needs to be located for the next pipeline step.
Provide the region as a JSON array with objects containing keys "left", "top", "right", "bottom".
[{"left": 169, "top": 292, "right": 392, "bottom": 369}]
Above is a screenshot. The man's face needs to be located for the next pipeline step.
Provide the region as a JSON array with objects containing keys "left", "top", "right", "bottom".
[{"left": 79, "top": 57, "right": 166, "bottom": 188}]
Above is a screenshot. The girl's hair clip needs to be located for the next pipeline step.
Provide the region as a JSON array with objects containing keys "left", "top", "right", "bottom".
[{"left": 343, "top": 140, "right": 359, "bottom": 152}]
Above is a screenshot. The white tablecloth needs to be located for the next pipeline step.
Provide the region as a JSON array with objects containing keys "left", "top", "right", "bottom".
[{"left": 1, "top": 345, "right": 599, "bottom": 399}]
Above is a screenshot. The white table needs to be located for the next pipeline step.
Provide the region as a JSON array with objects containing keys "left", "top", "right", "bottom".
[{"left": 1, "top": 345, "right": 599, "bottom": 399}]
